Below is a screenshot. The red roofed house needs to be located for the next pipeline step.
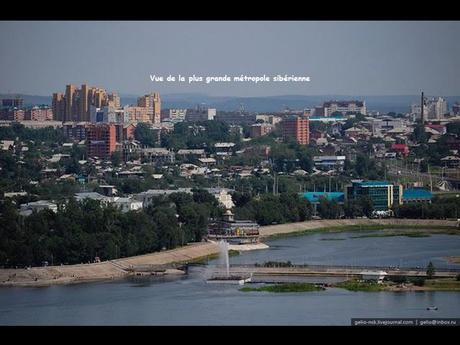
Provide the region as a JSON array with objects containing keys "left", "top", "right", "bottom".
[{"left": 391, "top": 143, "right": 409, "bottom": 157}]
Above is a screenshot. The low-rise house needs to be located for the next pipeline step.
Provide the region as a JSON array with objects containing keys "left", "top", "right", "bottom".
[
  {"left": 390, "top": 143, "right": 409, "bottom": 157},
  {"left": 177, "top": 149, "right": 206, "bottom": 159},
  {"left": 112, "top": 197, "right": 143, "bottom": 213},
  {"left": 180, "top": 163, "right": 206, "bottom": 178},
  {"left": 313, "top": 155, "right": 346, "bottom": 171},
  {"left": 19, "top": 200, "right": 58, "bottom": 216},
  {"left": 440, "top": 156, "right": 460, "bottom": 168},
  {"left": 141, "top": 147, "right": 175, "bottom": 165},
  {"left": 1, "top": 140, "right": 14, "bottom": 151}
]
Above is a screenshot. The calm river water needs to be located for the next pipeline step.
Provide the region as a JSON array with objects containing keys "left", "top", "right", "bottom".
[{"left": 1, "top": 231, "right": 460, "bottom": 325}]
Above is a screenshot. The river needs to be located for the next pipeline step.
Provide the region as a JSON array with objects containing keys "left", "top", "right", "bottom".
[{"left": 1, "top": 231, "right": 460, "bottom": 325}]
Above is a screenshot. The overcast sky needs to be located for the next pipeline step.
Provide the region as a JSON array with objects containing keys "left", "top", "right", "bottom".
[{"left": 0, "top": 21, "right": 459, "bottom": 97}]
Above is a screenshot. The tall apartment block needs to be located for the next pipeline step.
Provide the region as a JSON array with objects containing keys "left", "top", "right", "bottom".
[
  {"left": 52, "top": 93, "right": 65, "bottom": 121},
  {"left": 53, "top": 84, "right": 110, "bottom": 122},
  {"left": 108, "top": 93, "right": 121, "bottom": 108},
  {"left": 137, "top": 93, "right": 161, "bottom": 124},
  {"left": 1, "top": 98, "right": 24, "bottom": 108},
  {"left": 87, "top": 124, "right": 117, "bottom": 159},
  {"left": 282, "top": 115, "right": 310, "bottom": 145}
]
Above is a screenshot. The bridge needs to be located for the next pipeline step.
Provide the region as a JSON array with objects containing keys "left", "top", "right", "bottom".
[{"left": 204, "top": 264, "right": 460, "bottom": 279}]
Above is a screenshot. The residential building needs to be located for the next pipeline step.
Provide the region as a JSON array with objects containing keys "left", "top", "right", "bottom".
[
  {"left": 52, "top": 92, "right": 65, "bottom": 121},
  {"left": 19, "top": 200, "right": 58, "bottom": 216},
  {"left": 125, "top": 106, "right": 150, "bottom": 123},
  {"left": 313, "top": 156, "right": 346, "bottom": 171},
  {"left": 412, "top": 96, "right": 448, "bottom": 120},
  {"left": 167, "top": 109, "right": 187, "bottom": 122},
  {"left": 282, "top": 115, "right": 310, "bottom": 145},
  {"left": 185, "top": 106, "right": 217, "bottom": 122},
  {"left": 1, "top": 98, "right": 24, "bottom": 108},
  {"left": 322, "top": 100, "right": 366, "bottom": 117},
  {"left": 24, "top": 106, "right": 53, "bottom": 121},
  {"left": 108, "top": 93, "right": 121, "bottom": 108},
  {"left": 440, "top": 156, "right": 460, "bottom": 168},
  {"left": 250, "top": 123, "right": 273, "bottom": 138},
  {"left": 137, "top": 93, "right": 161, "bottom": 124},
  {"left": 87, "top": 124, "right": 117, "bottom": 159},
  {"left": 390, "top": 143, "right": 409, "bottom": 157},
  {"left": 63, "top": 122, "right": 91, "bottom": 141},
  {"left": 453, "top": 102, "right": 460, "bottom": 116}
]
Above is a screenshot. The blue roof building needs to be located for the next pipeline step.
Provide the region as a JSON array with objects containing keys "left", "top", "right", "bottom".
[
  {"left": 402, "top": 188, "right": 433, "bottom": 204},
  {"left": 301, "top": 192, "right": 345, "bottom": 203}
]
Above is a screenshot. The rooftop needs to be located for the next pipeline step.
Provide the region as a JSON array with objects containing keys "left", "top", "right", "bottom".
[{"left": 403, "top": 188, "right": 433, "bottom": 200}]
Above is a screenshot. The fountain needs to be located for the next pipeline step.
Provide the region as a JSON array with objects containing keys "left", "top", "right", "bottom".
[
  {"left": 206, "top": 240, "right": 251, "bottom": 285},
  {"left": 219, "top": 240, "right": 230, "bottom": 277}
]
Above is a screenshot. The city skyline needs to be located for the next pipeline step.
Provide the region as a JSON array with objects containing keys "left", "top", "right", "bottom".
[{"left": 1, "top": 21, "right": 460, "bottom": 97}]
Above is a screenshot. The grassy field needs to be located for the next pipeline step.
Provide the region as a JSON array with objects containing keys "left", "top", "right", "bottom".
[
  {"left": 350, "top": 231, "right": 432, "bottom": 239},
  {"left": 240, "top": 283, "right": 325, "bottom": 293},
  {"left": 424, "top": 278, "right": 460, "bottom": 291},
  {"left": 334, "top": 280, "right": 386, "bottom": 292}
]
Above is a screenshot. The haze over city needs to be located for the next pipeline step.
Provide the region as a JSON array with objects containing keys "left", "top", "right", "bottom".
[{"left": 1, "top": 21, "right": 460, "bottom": 97}]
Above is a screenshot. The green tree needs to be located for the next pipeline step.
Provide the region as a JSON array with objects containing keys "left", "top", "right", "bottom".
[
  {"left": 134, "top": 123, "right": 157, "bottom": 147},
  {"left": 111, "top": 151, "right": 122, "bottom": 167}
]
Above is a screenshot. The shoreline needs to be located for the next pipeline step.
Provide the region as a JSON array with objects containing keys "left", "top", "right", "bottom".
[{"left": 1, "top": 218, "right": 458, "bottom": 288}]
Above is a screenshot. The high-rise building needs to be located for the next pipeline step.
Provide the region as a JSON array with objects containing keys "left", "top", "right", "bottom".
[
  {"left": 79, "top": 84, "right": 90, "bottom": 122},
  {"left": 52, "top": 93, "right": 65, "bottom": 121},
  {"left": 412, "top": 96, "right": 448, "bottom": 121},
  {"left": 87, "top": 124, "right": 117, "bottom": 159},
  {"left": 65, "top": 84, "right": 77, "bottom": 122},
  {"left": 282, "top": 115, "right": 310, "bottom": 145},
  {"left": 108, "top": 93, "right": 121, "bottom": 108},
  {"left": 53, "top": 84, "right": 113, "bottom": 122},
  {"left": 453, "top": 102, "right": 460, "bottom": 116},
  {"left": 137, "top": 93, "right": 161, "bottom": 123},
  {"left": 1, "top": 98, "right": 24, "bottom": 108},
  {"left": 126, "top": 106, "right": 150, "bottom": 123}
]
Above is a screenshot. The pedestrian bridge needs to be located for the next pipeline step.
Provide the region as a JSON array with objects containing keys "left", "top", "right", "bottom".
[{"left": 204, "top": 264, "right": 460, "bottom": 279}]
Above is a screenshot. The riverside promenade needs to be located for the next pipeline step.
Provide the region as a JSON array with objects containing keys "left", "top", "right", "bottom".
[{"left": 1, "top": 218, "right": 457, "bottom": 287}]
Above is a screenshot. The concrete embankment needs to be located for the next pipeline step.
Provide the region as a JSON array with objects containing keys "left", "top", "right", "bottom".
[
  {"left": 0, "top": 242, "right": 219, "bottom": 287},
  {"left": 0, "top": 218, "right": 457, "bottom": 287}
]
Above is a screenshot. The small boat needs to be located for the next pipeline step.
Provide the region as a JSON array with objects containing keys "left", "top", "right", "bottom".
[{"left": 426, "top": 306, "right": 438, "bottom": 311}]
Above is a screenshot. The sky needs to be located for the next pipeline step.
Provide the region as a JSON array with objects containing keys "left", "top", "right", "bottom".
[{"left": 0, "top": 21, "right": 459, "bottom": 97}]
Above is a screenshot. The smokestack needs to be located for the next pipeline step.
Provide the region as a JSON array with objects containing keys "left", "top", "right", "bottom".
[{"left": 421, "top": 91, "right": 424, "bottom": 124}]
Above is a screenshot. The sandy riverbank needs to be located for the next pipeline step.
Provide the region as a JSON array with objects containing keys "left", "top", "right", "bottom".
[{"left": 1, "top": 218, "right": 457, "bottom": 288}]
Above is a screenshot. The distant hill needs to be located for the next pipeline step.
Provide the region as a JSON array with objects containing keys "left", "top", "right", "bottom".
[{"left": 2, "top": 93, "right": 459, "bottom": 114}]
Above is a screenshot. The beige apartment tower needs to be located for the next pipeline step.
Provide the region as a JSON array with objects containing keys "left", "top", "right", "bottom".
[
  {"left": 65, "top": 84, "right": 77, "bottom": 122},
  {"left": 137, "top": 93, "right": 161, "bottom": 123},
  {"left": 52, "top": 93, "right": 65, "bottom": 121}
]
